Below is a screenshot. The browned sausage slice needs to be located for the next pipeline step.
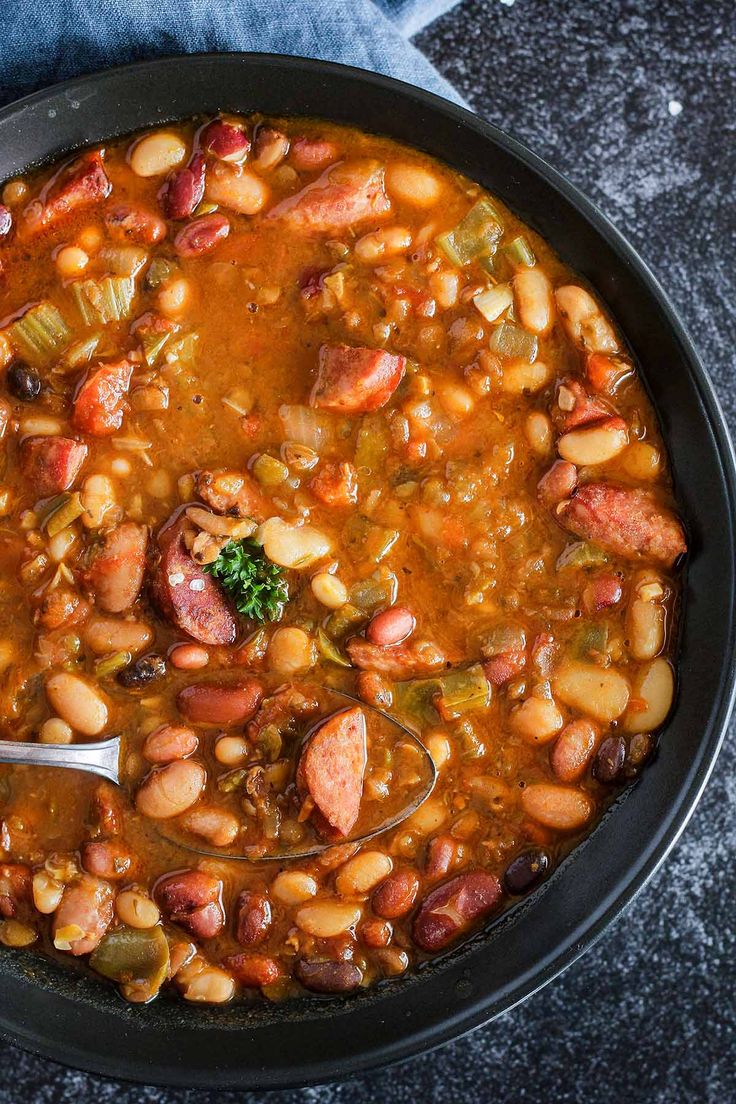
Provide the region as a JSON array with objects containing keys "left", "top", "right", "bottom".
[
  {"left": 267, "top": 160, "right": 390, "bottom": 233},
  {"left": 150, "top": 515, "right": 238, "bottom": 645},
  {"left": 557, "top": 483, "right": 687, "bottom": 566},
  {"left": 195, "top": 469, "right": 272, "bottom": 523},
  {"left": 297, "top": 706, "right": 367, "bottom": 837},
  {"left": 22, "top": 152, "right": 111, "bottom": 237},
  {"left": 311, "top": 344, "right": 406, "bottom": 414},
  {"left": 19, "top": 436, "right": 87, "bottom": 496},
  {"left": 346, "top": 638, "right": 448, "bottom": 680},
  {"left": 87, "top": 522, "right": 147, "bottom": 613}
]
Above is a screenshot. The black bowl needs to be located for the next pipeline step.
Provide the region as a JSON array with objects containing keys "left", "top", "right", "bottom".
[{"left": 0, "top": 53, "right": 734, "bottom": 1090}]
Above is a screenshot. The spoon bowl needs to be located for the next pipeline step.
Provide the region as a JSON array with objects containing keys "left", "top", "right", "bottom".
[{"left": 0, "top": 688, "right": 436, "bottom": 861}]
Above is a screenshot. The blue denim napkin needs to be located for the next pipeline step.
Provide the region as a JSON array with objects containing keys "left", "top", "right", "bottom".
[{"left": 0, "top": 0, "right": 463, "bottom": 109}]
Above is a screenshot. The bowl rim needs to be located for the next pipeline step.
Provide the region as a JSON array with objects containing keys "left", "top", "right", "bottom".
[{"left": 0, "top": 50, "right": 734, "bottom": 1090}]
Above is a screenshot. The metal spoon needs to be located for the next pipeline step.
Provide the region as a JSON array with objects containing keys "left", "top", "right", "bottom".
[{"left": 0, "top": 691, "right": 436, "bottom": 861}]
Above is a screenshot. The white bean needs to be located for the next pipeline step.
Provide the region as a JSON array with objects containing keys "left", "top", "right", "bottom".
[
  {"left": 514, "top": 268, "right": 553, "bottom": 334},
  {"left": 625, "top": 658, "right": 674, "bottom": 732},
  {"left": 555, "top": 285, "right": 618, "bottom": 354},
  {"left": 130, "top": 131, "right": 187, "bottom": 177},
  {"left": 45, "top": 673, "right": 109, "bottom": 735}
]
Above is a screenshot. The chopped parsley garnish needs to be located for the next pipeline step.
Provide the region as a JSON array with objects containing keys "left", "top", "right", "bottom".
[{"left": 204, "top": 539, "right": 288, "bottom": 623}]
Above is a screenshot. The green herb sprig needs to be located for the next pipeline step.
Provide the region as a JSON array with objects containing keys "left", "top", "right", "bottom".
[{"left": 204, "top": 539, "right": 288, "bottom": 623}]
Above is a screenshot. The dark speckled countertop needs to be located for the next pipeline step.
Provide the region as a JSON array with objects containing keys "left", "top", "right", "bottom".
[{"left": 1, "top": 1, "right": 734, "bottom": 1100}]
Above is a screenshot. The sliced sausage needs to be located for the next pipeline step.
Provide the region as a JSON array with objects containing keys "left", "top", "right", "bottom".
[
  {"left": 311, "top": 344, "right": 406, "bottom": 414},
  {"left": 412, "top": 870, "right": 502, "bottom": 952},
  {"left": 297, "top": 706, "right": 367, "bottom": 837},
  {"left": 195, "top": 468, "right": 273, "bottom": 522},
  {"left": 52, "top": 875, "right": 114, "bottom": 956},
  {"left": 72, "top": 359, "right": 133, "bottom": 437},
  {"left": 105, "top": 203, "right": 167, "bottom": 244},
  {"left": 22, "top": 151, "right": 111, "bottom": 237},
  {"left": 346, "top": 637, "right": 448, "bottom": 680},
  {"left": 87, "top": 522, "right": 147, "bottom": 613},
  {"left": 150, "top": 515, "right": 238, "bottom": 645},
  {"left": 556, "top": 379, "right": 611, "bottom": 431},
  {"left": 309, "top": 460, "right": 358, "bottom": 507},
  {"left": 19, "top": 436, "right": 88, "bottom": 496},
  {"left": 556, "top": 483, "right": 687, "bottom": 566},
  {"left": 267, "top": 160, "right": 390, "bottom": 233}
]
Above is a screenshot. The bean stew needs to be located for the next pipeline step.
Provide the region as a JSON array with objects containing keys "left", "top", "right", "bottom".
[{"left": 0, "top": 114, "right": 686, "bottom": 1005}]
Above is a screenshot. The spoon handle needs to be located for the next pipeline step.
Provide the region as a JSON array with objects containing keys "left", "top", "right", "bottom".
[{"left": 0, "top": 736, "right": 121, "bottom": 785}]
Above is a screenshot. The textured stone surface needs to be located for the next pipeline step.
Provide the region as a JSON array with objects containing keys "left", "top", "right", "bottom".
[{"left": 1, "top": 1, "right": 734, "bottom": 1101}]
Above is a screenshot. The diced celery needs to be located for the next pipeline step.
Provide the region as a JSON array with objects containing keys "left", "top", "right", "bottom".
[
  {"left": 61, "top": 332, "right": 102, "bottom": 372},
  {"left": 72, "top": 276, "right": 136, "bottom": 325},
  {"left": 349, "top": 567, "right": 398, "bottom": 613},
  {"left": 98, "top": 245, "right": 148, "bottom": 277},
  {"left": 165, "top": 332, "right": 198, "bottom": 369},
  {"left": 504, "top": 235, "right": 536, "bottom": 268},
  {"left": 94, "top": 651, "right": 132, "bottom": 678},
  {"left": 355, "top": 415, "right": 389, "bottom": 474},
  {"left": 473, "top": 283, "right": 513, "bottom": 323},
  {"left": 393, "top": 676, "right": 443, "bottom": 726},
  {"left": 317, "top": 628, "right": 351, "bottom": 667},
  {"left": 252, "top": 454, "right": 289, "bottom": 487},
  {"left": 489, "top": 322, "right": 538, "bottom": 362},
  {"left": 44, "top": 492, "right": 84, "bottom": 537},
  {"left": 145, "top": 257, "right": 178, "bottom": 289},
  {"left": 573, "top": 623, "right": 609, "bottom": 659},
  {"left": 140, "top": 328, "right": 172, "bottom": 368},
  {"left": 8, "top": 302, "right": 71, "bottom": 364},
  {"left": 434, "top": 664, "right": 491, "bottom": 721},
  {"left": 556, "top": 541, "right": 608, "bottom": 570},
  {"left": 435, "top": 199, "right": 504, "bottom": 267},
  {"left": 324, "top": 602, "right": 367, "bottom": 639}
]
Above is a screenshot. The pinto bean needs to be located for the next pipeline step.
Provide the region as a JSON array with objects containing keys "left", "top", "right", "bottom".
[
  {"left": 521, "top": 783, "right": 593, "bottom": 831},
  {"left": 155, "top": 869, "right": 224, "bottom": 939},
  {"left": 174, "top": 213, "right": 230, "bottom": 258},
  {"left": 366, "top": 607, "right": 416, "bottom": 647},
  {"left": 295, "top": 959, "right": 363, "bottom": 993},
  {"left": 170, "top": 643, "right": 210, "bottom": 670},
  {"left": 550, "top": 719, "right": 599, "bottom": 782},
  {"left": 177, "top": 678, "right": 263, "bottom": 725},
  {"left": 412, "top": 870, "right": 502, "bottom": 952},
  {"left": 143, "top": 723, "right": 198, "bottom": 764},
  {"left": 87, "top": 523, "right": 147, "bottom": 613},
  {"left": 235, "top": 891, "right": 272, "bottom": 946},
  {"left": 372, "top": 868, "right": 420, "bottom": 919},
  {"left": 46, "top": 672, "right": 109, "bottom": 735},
  {"left": 289, "top": 137, "right": 339, "bottom": 172},
  {"left": 52, "top": 875, "right": 114, "bottom": 955},
  {"left": 83, "top": 616, "right": 153, "bottom": 655},
  {"left": 80, "top": 840, "right": 134, "bottom": 881},
  {"left": 224, "top": 952, "right": 281, "bottom": 987},
  {"left": 537, "top": 460, "right": 577, "bottom": 508},
  {"left": 252, "top": 127, "right": 290, "bottom": 171},
  {"left": 181, "top": 806, "right": 240, "bottom": 847},
  {"left": 136, "top": 760, "right": 205, "bottom": 819}
]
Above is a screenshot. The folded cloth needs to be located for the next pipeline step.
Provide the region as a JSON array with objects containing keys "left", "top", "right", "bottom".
[{"left": 0, "top": 0, "right": 464, "bottom": 109}]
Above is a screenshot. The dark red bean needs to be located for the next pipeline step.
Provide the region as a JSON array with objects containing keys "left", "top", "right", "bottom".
[
  {"left": 160, "top": 152, "right": 206, "bottom": 220},
  {"left": 235, "top": 890, "right": 272, "bottom": 946},
  {"left": 424, "top": 835, "right": 458, "bottom": 879},
  {"left": 594, "top": 735, "right": 626, "bottom": 783},
  {"left": 413, "top": 870, "right": 502, "bottom": 952},
  {"left": 174, "top": 213, "right": 230, "bottom": 258},
  {"left": 504, "top": 848, "right": 550, "bottom": 895},
  {"left": 155, "top": 869, "right": 224, "bottom": 939},
  {"left": 372, "top": 869, "right": 419, "bottom": 919},
  {"left": 7, "top": 361, "right": 41, "bottom": 402},
  {"left": 224, "top": 952, "right": 281, "bottom": 987},
  {"left": 295, "top": 959, "right": 363, "bottom": 993},
  {"left": 200, "top": 119, "right": 250, "bottom": 163}
]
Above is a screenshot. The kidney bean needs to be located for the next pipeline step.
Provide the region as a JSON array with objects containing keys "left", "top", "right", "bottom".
[
  {"left": 412, "top": 870, "right": 502, "bottom": 952},
  {"left": 504, "top": 848, "right": 550, "bottom": 895},
  {"left": 582, "top": 573, "right": 623, "bottom": 614},
  {"left": 366, "top": 606, "right": 416, "bottom": 647},
  {"left": 52, "top": 875, "right": 114, "bottom": 956},
  {"left": 360, "top": 918, "right": 392, "bottom": 947},
  {"left": 155, "top": 870, "right": 224, "bottom": 939},
  {"left": 372, "top": 868, "right": 420, "bottom": 919},
  {"left": 424, "top": 835, "right": 458, "bottom": 879},
  {"left": 235, "top": 891, "right": 272, "bottom": 946},
  {"left": 252, "top": 126, "right": 289, "bottom": 171},
  {"left": 594, "top": 735, "right": 626, "bottom": 783},
  {"left": 136, "top": 760, "right": 205, "bottom": 819},
  {"left": 224, "top": 952, "right": 281, "bottom": 987},
  {"left": 200, "top": 119, "right": 250, "bottom": 163},
  {"left": 160, "top": 152, "right": 206, "bottom": 220},
  {"left": 550, "top": 719, "right": 599, "bottom": 782},
  {"left": 356, "top": 670, "right": 393, "bottom": 709},
  {"left": 295, "top": 959, "right": 363, "bottom": 994},
  {"left": 177, "top": 678, "right": 264, "bottom": 725},
  {"left": 143, "top": 723, "right": 198, "bottom": 764},
  {"left": 80, "top": 840, "right": 134, "bottom": 881},
  {"left": 174, "top": 213, "right": 230, "bottom": 258},
  {"left": 537, "top": 459, "right": 577, "bottom": 508}
]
